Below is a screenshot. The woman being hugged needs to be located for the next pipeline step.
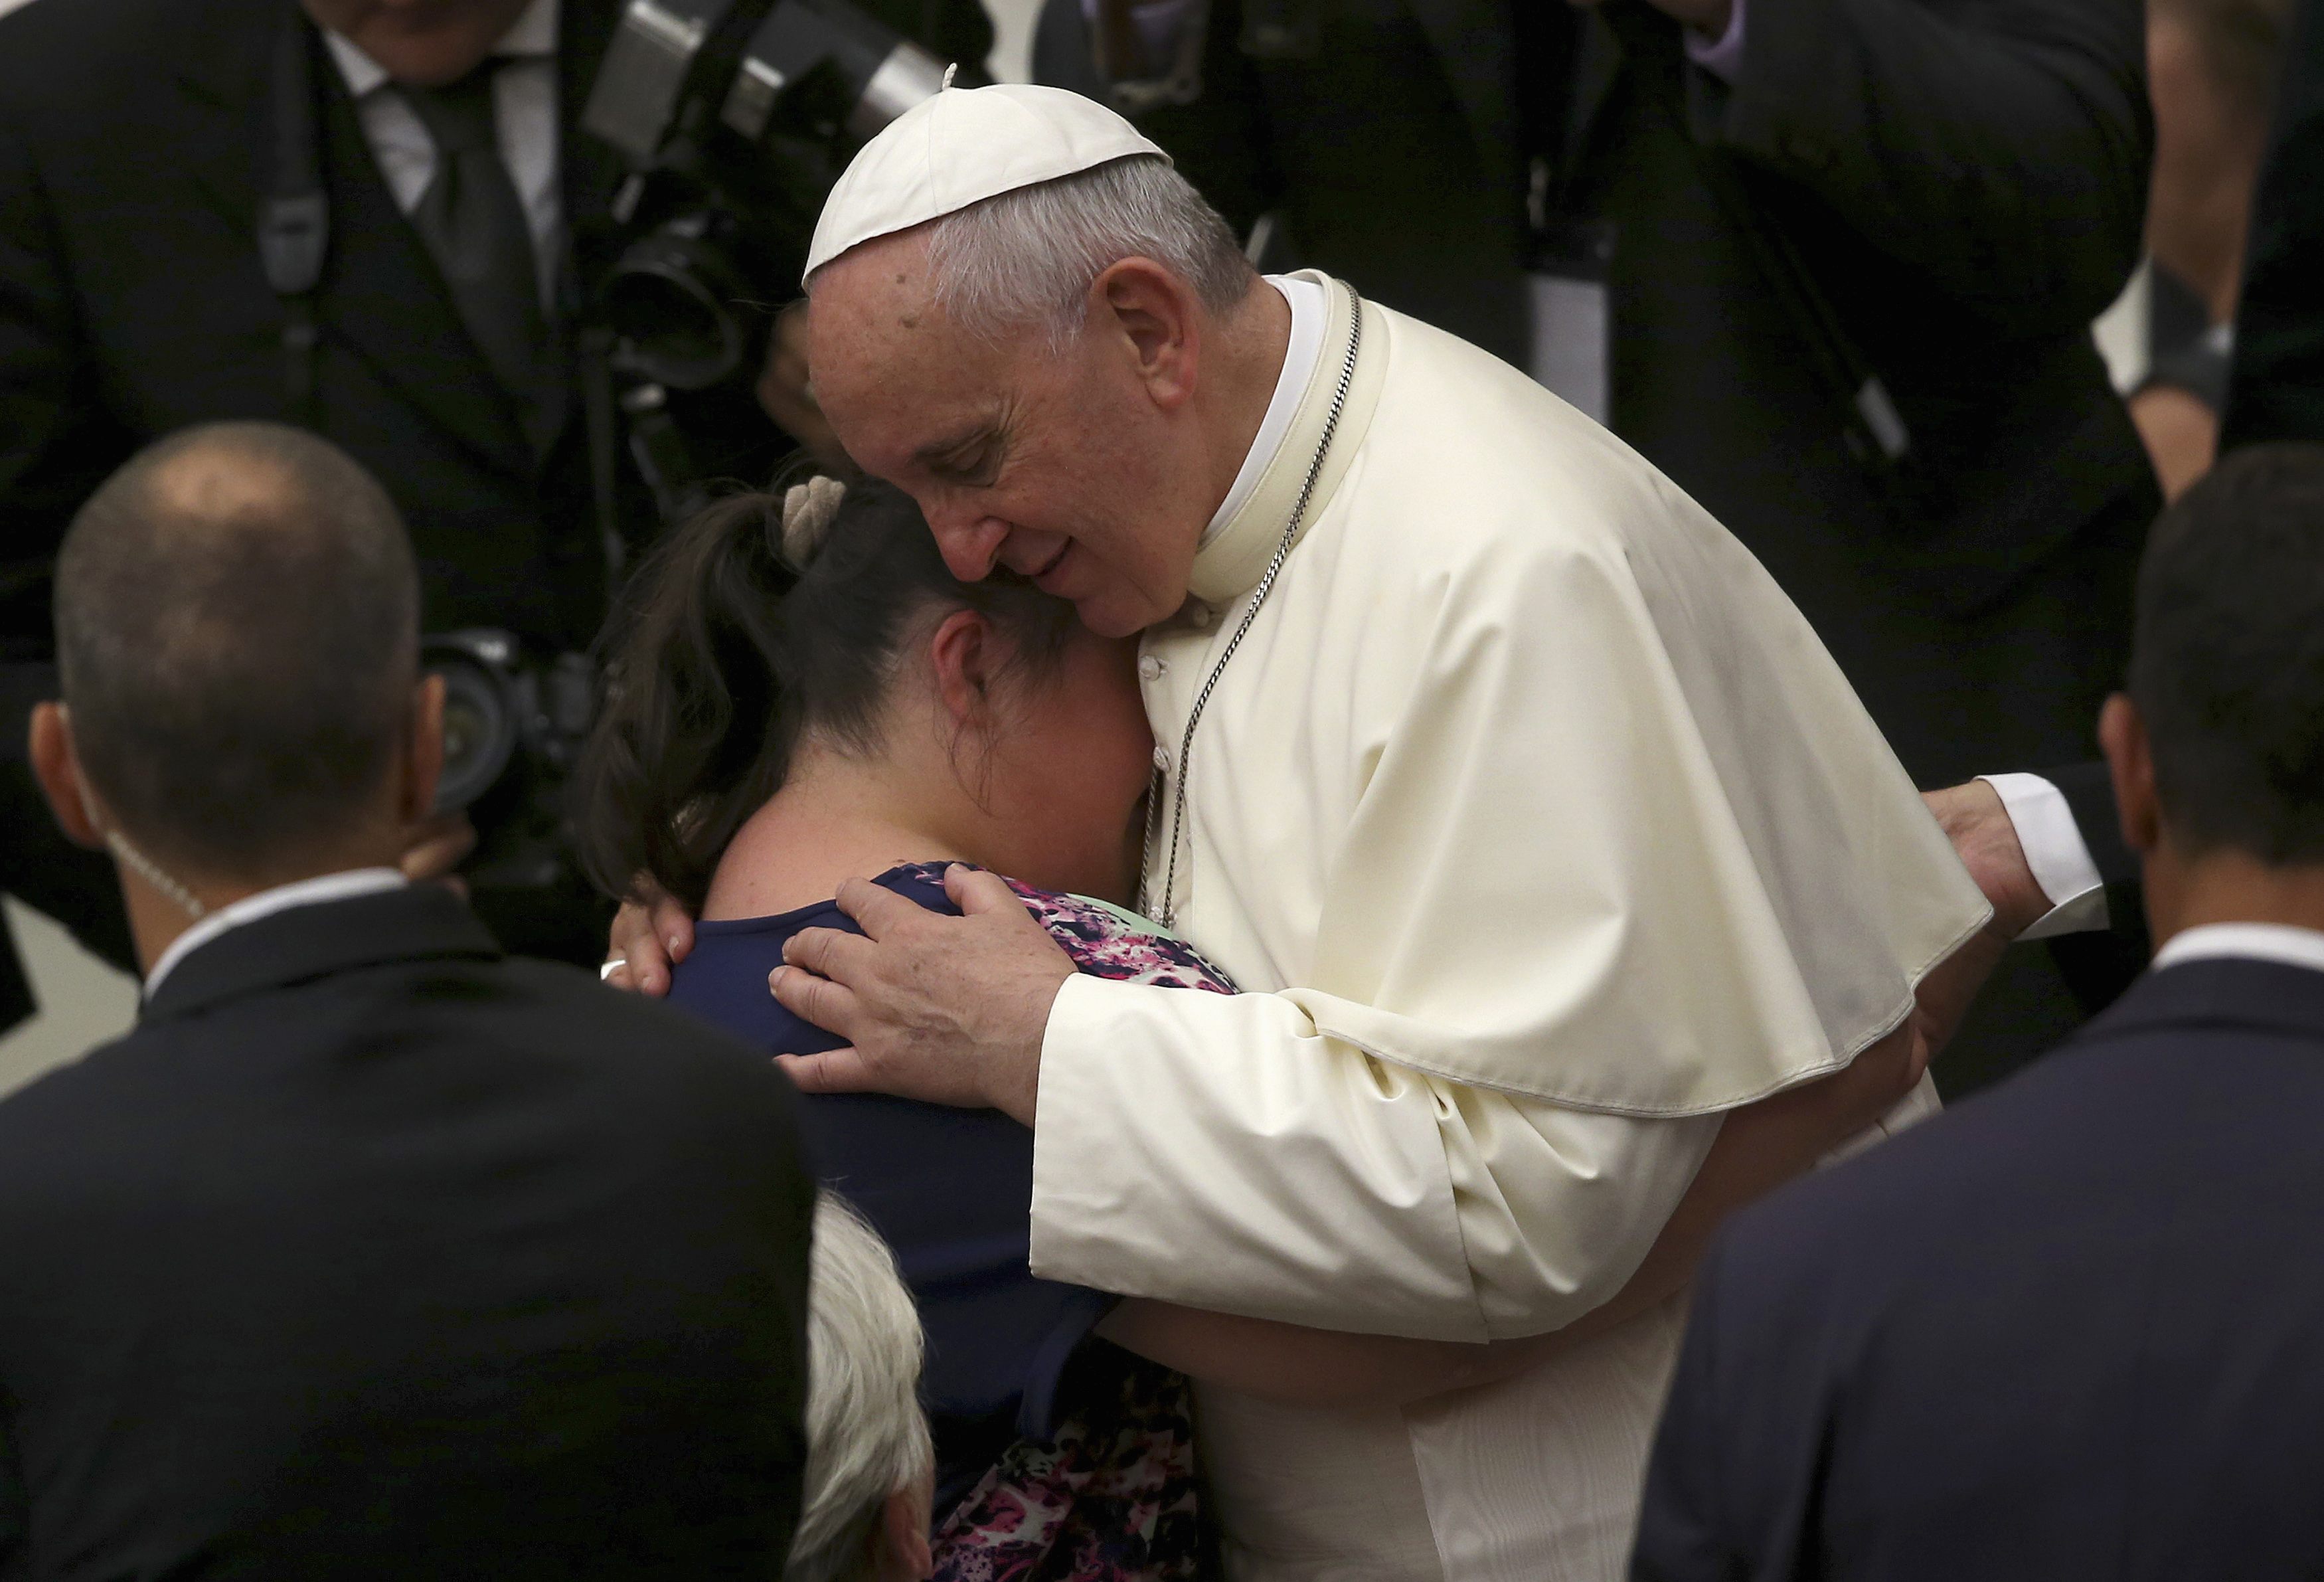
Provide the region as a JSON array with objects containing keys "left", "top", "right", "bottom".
[{"left": 577, "top": 475, "right": 1214, "bottom": 1580}]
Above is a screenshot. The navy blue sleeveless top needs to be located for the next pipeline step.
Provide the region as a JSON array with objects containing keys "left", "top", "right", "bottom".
[{"left": 667, "top": 865, "right": 1111, "bottom": 1512}]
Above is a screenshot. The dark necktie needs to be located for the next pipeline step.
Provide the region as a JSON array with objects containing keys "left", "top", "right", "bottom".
[{"left": 396, "top": 66, "right": 553, "bottom": 427}]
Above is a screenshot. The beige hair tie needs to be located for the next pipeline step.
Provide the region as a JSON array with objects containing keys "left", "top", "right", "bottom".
[{"left": 780, "top": 476, "right": 848, "bottom": 570}]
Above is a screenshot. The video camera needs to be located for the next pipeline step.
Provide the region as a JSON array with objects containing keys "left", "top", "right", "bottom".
[
  {"left": 423, "top": 631, "right": 596, "bottom": 892},
  {"left": 584, "top": 0, "right": 952, "bottom": 394}
]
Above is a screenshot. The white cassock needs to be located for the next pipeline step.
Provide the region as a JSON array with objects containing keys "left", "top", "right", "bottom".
[{"left": 1029, "top": 273, "right": 1989, "bottom": 1579}]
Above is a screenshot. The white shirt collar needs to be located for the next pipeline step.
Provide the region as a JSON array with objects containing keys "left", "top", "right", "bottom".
[
  {"left": 1202, "top": 273, "right": 1328, "bottom": 548},
  {"left": 2151, "top": 922, "right": 2324, "bottom": 977},
  {"left": 323, "top": 0, "right": 560, "bottom": 98},
  {"left": 144, "top": 869, "right": 409, "bottom": 998}
]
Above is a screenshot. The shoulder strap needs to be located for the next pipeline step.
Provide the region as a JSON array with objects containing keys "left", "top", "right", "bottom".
[{"left": 258, "top": 7, "right": 330, "bottom": 427}]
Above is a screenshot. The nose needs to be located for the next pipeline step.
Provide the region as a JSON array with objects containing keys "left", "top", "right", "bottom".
[{"left": 924, "top": 503, "right": 1013, "bottom": 582}]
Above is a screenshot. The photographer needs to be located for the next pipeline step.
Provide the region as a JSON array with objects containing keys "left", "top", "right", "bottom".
[{"left": 0, "top": 0, "right": 985, "bottom": 997}]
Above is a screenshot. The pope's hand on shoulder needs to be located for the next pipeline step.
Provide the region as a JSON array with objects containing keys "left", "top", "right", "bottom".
[{"left": 770, "top": 865, "right": 1074, "bottom": 1126}]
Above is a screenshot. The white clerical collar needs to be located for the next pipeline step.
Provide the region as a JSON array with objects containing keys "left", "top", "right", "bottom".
[
  {"left": 145, "top": 869, "right": 408, "bottom": 998},
  {"left": 1202, "top": 272, "right": 1329, "bottom": 548},
  {"left": 2151, "top": 921, "right": 2324, "bottom": 977},
  {"left": 324, "top": 0, "right": 560, "bottom": 98}
]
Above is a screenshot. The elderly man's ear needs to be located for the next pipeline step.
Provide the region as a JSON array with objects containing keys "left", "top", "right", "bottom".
[
  {"left": 875, "top": 1480, "right": 934, "bottom": 1581},
  {"left": 1092, "top": 257, "right": 1200, "bottom": 413},
  {"left": 27, "top": 702, "right": 103, "bottom": 850}
]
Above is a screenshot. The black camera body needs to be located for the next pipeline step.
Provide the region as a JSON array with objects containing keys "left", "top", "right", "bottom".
[
  {"left": 423, "top": 630, "right": 598, "bottom": 892},
  {"left": 584, "top": 0, "right": 951, "bottom": 393}
]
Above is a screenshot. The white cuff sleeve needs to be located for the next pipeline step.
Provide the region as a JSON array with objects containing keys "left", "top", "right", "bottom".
[{"left": 1979, "top": 772, "right": 2110, "bottom": 939}]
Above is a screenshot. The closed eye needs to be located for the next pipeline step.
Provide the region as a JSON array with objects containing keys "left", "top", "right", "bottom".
[{"left": 916, "top": 418, "right": 1008, "bottom": 487}]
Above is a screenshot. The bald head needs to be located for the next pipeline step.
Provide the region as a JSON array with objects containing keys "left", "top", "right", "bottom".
[{"left": 54, "top": 422, "right": 420, "bottom": 879}]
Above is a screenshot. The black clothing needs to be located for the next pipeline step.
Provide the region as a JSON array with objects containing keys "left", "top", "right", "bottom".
[
  {"left": 2224, "top": 0, "right": 2324, "bottom": 450},
  {"left": 397, "top": 66, "right": 560, "bottom": 448},
  {"left": 1633, "top": 954, "right": 2324, "bottom": 1581},
  {"left": 0, "top": 0, "right": 653, "bottom": 659},
  {"left": 0, "top": 0, "right": 770, "bottom": 1001},
  {"left": 0, "top": 883, "right": 814, "bottom": 1577},
  {"left": 1051, "top": 0, "right": 2157, "bottom": 790}
]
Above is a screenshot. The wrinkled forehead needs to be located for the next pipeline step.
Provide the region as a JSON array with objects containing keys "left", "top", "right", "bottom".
[{"left": 807, "top": 236, "right": 1034, "bottom": 450}]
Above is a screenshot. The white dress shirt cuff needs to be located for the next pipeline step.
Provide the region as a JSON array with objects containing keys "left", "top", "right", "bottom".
[
  {"left": 1980, "top": 772, "right": 2109, "bottom": 938},
  {"left": 1684, "top": 0, "right": 1747, "bottom": 82}
]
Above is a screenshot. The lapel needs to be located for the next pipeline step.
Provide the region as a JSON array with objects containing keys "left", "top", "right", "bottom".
[
  {"left": 141, "top": 885, "right": 504, "bottom": 1025},
  {"left": 1400, "top": 0, "right": 1519, "bottom": 177},
  {"left": 557, "top": 0, "right": 630, "bottom": 280},
  {"left": 169, "top": 0, "right": 276, "bottom": 236},
  {"left": 1562, "top": 9, "right": 1629, "bottom": 179},
  {"left": 172, "top": 0, "right": 540, "bottom": 476},
  {"left": 312, "top": 37, "right": 537, "bottom": 474}
]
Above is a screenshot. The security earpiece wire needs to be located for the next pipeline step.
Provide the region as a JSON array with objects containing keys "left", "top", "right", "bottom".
[{"left": 105, "top": 830, "right": 209, "bottom": 921}]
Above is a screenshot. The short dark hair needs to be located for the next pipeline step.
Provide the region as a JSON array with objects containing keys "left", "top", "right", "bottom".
[
  {"left": 54, "top": 422, "right": 420, "bottom": 877},
  {"left": 2128, "top": 442, "right": 2324, "bottom": 863}
]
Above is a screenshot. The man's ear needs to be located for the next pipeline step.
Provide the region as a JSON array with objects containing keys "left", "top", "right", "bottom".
[
  {"left": 1091, "top": 257, "right": 1201, "bottom": 412},
  {"left": 400, "top": 671, "right": 446, "bottom": 825},
  {"left": 28, "top": 702, "right": 104, "bottom": 851},
  {"left": 875, "top": 1482, "right": 934, "bottom": 1581},
  {"left": 2099, "top": 692, "right": 2161, "bottom": 857},
  {"left": 927, "top": 607, "right": 997, "bottom": 729}
]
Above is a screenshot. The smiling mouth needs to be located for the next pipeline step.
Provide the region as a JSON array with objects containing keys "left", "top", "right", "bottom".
[{"left": 1029, "top": 545, "right": 1069, "bottom": 586}]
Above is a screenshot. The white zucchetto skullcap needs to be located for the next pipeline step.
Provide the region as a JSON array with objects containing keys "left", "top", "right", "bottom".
[{"left": 803, "top": 84, "right": 1169, "bottom": 283}]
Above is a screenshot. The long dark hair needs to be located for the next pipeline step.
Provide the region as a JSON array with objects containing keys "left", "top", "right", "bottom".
[{"left": 574, "top": 477, "right": 1077, "bottom": 912}]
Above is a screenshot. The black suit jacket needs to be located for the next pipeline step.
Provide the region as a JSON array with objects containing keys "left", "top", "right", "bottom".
[
  {"left": 0, "top": 0, "right": 652, "bottom": 658},
  {"left": 1632, "top": 954, "right": 2324, "bottom": 1581},
  {"left": 0, "top": 884, "right": 815, "bottom": 1578},
  {"left": 1052, "top": 0, "right": 2157, "bottom": 787}
]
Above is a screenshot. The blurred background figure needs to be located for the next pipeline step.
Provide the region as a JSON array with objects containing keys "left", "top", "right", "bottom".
[
  {"left": 788, "top": 1195, "right": 937, "bottom": 1582},
  {"left": 2123, "top": 0, "right": 2295, "bottom": 498}
]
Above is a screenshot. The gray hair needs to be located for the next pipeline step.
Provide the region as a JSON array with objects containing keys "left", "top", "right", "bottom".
[
  {"left": 918, "top": 154, "right": 1255, "bottom": 349},
  {"left": 786, "top": 1194, "right": 936, "bottom": 1582}
]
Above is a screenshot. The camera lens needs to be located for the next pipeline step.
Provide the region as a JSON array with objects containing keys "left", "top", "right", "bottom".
[
  {"left": 606, "top": 221, "right": 754, "bottom": 390},
  {"left": 426, "top": 646, "right": 521, "bottom": 814}
]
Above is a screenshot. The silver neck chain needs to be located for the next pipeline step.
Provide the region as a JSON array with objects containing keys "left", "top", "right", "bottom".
[
  {"left": 106, "top": 830, "right": 209, "bottom": 921},
  {"left": 1139, "top": 284, "right": 1364, "bottom": 929}
]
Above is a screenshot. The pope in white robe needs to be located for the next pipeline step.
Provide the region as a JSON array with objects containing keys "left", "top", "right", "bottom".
[{"left": 722, "top": 84, "right": 1991, "bottom": 1581}]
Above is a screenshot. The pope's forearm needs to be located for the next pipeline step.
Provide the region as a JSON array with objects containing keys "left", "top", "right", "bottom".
[{"left": 1552, "top": 1023, "right": 1920, "bottom": 1342}]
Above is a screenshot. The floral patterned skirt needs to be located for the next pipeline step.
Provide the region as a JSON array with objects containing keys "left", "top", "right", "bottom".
[{"left": 933, "top": 1350, "right": 1208, "bottom": 1582}]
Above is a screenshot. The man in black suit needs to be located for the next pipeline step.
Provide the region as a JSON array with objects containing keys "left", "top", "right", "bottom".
[
  {"left": 0, "top": 421, "right": 815, "bottom": 1575},
  {"left": 1629, "top": 442, "right": 2324, "bottom": 1581}
]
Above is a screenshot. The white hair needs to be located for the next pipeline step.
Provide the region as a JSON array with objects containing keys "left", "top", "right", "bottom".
[
  {"left": 786, "top": 1193, "right": 935, "bottom": 1582},
  {"left": 900, "top": 155, "right": 1254, "bottom": 350}
]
